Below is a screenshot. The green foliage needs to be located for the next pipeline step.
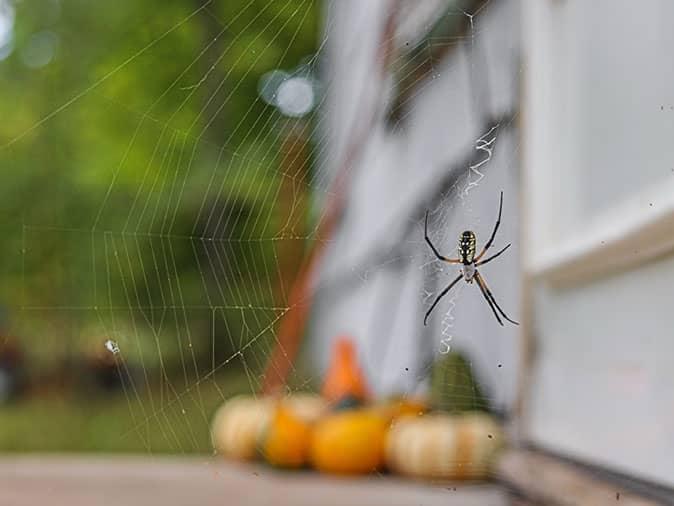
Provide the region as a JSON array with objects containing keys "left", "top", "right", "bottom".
[
  {"left": 0, "top": 370, "right": 252, "bottom": 453},
  {"left": 0, "top": 0, "right": 318, "bottom": 379}
]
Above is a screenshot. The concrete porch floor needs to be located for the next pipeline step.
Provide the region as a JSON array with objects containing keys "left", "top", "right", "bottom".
[{"left": 0, "top": 455, "right": 508, "bottom": 506}]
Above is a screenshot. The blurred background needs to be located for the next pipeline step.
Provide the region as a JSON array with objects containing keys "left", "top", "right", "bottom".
[
  {"left": 1, "top": 0, "right": 674, "bottom": 504},
  {"left": 0, "top": 0, "right": 322, "bottom": 453}
]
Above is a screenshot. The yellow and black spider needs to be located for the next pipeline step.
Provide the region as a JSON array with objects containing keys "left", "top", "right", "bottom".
[{"left": 424, "top": 191, "right": 518, "bottom": 327}]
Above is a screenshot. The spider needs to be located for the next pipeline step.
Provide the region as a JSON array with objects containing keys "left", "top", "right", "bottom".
[{"left": 424, "top": 191, "right": 518, "bottom": 327}]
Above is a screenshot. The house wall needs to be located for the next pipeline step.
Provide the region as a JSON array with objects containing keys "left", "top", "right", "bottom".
[
  {"left": 311, "top": 0, "right": 522, "bottom": 414},
  {"left": 315, "top": 0, "right": 674, "bottom": 489},
  {"left": 523, "top": 0, "right": 674, "bottom": 487}
]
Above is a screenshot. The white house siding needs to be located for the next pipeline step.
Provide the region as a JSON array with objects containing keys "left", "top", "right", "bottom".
[
  {"left": 523, "top": 0, "right": 674, "bottom": 487},
  {"left": 311, "top": 0, "right": 522, "bottom": 414}
]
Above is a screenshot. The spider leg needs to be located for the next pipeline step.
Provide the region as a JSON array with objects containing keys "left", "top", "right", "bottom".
[
  {"left": 424, "top": 273, "right": 463, "bottom": 326},
  {"left": 425, "top": 211, "right": 460, "bottom": 264},
  {"left": 475, "top": 191, "right": 503, "bottom": 261},
  {"left": 474, "top": 272, "right": 503, "bottom": 326},
  {"left": 475, "top": 271, "right": 519, "bottom": 325},
  {"left": 476, "top": 243, "right": 511, "bottom": 266}
]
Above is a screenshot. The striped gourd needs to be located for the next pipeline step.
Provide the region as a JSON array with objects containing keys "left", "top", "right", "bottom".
[
  {"left": 385, "top": 412, "right": 503, "bottom": 480},
  {"left": 211, "top": 395, "right": 275, "bottom": 460}
]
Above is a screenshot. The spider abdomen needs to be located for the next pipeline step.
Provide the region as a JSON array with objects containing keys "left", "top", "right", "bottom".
[
  {"left": 458, "top": 231, "right": 476, "bottom": 264},
  {"left": 461, "top": 262, "right": 476, "bottom": 282}
]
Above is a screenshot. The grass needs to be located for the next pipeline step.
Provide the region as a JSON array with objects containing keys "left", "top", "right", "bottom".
[
  {"left": 0, "top": 370, "right": 253, "bottom": 454},
  {"left": 0, "top": 352, "right": 487, "bottom": 454}
]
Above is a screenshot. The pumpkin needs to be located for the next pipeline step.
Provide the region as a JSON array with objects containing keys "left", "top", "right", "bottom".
[
  {"left": 261, "top": 404, "right": 312, "bottom": 468},
  {"left": 210, "top": 395, "right": 274, "bottom": 460},
  {"left": 455, "top": 413, "right": 504, "bottom": 479},
  {"left": 385, "top": 412, "right": 503, "bottom": 480},
  {"left": 281, "top": 393, "right": 327, "bottom": 421},
  {"left": 321, "top": 336, "right": 369, "bottom": 404},
  {"left": 373, "top": 396, "right": 427, "bottom": 422},
  {"left": 260, "top": 394, "right": 326, "bottom": 468},
  {"left": 310, "top": 409, "right": 389, "bottom": 475}
]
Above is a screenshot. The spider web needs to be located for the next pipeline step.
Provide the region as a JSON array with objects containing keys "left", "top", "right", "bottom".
[{"left": 2, "top": 0, "right": 521, "bottom": 457}]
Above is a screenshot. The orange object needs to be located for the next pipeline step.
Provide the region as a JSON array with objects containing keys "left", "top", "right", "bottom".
[
  {"left": 261, "top": 404, "right": 314, "bottom": 468},
  {"left": 321, "top": 337, "right": 370, "bottom": 404},
  {"left": 310, "top": 409, "right": 389, "bottom": 475}
]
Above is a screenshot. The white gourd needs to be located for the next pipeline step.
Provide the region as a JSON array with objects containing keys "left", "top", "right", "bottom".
[
  {"left": 210, "top": 395, "right": 275, "bottom": 460},
  {"left": 385, "top": 413, "right": 502, "bottom": 480}
]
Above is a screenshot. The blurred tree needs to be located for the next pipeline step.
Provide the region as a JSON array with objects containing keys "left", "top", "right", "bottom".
[{"left": 0, "top": 0, "right": 318, "bottom": 385}]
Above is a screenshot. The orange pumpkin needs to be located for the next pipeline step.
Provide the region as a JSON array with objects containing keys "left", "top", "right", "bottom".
[
  {"left": 310, "top": 409, "right": 389, "bottom": 475},
  {"left": 261, "top": 404, "right": 313, "bottom": 468},
  {"left": 260, "top": 394, "right": 326, "bottom": 468},
  {"left": 321, "top": 336, "right": 369, "bottom": 404}
]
